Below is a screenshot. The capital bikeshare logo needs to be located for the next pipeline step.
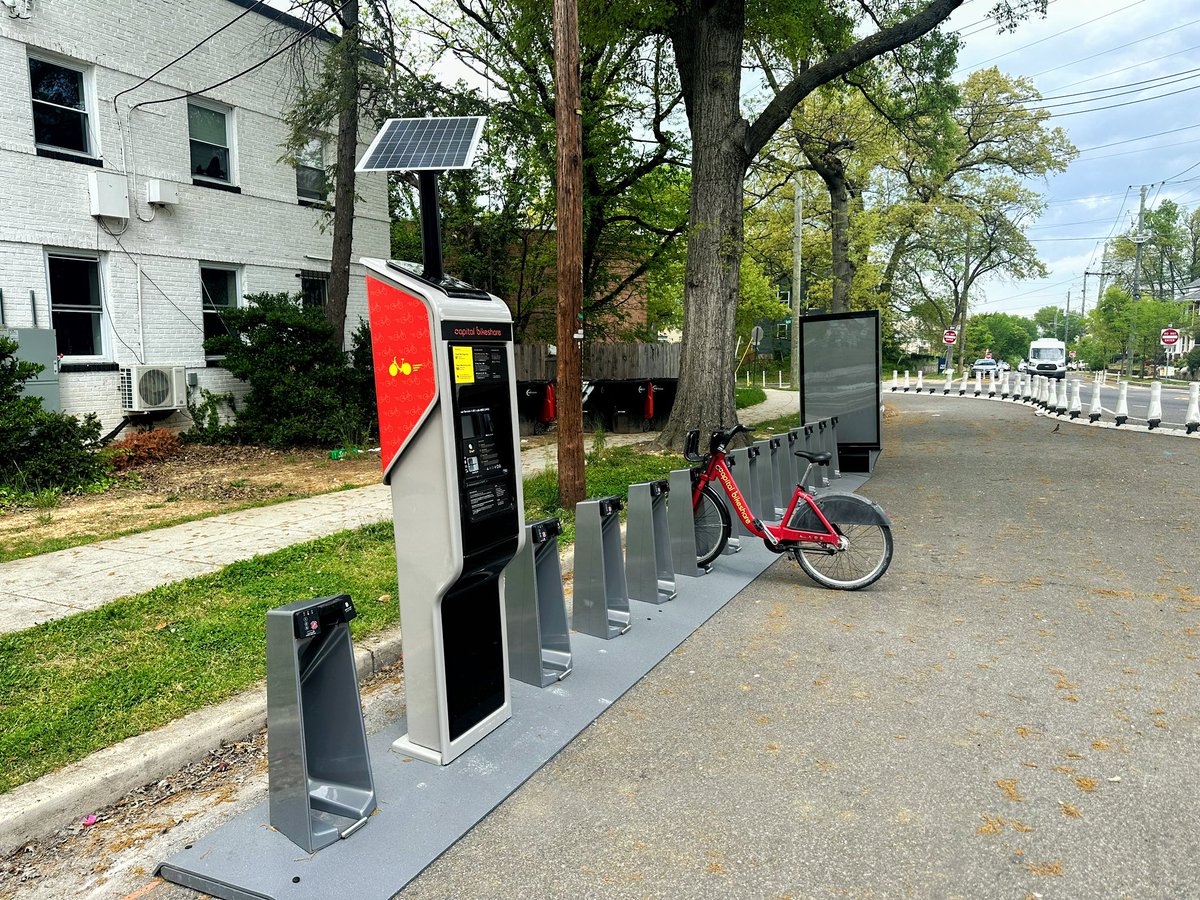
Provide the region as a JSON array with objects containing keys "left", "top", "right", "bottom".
[{"left": 714, "top": 465, "right": 755, "bottom": 527}]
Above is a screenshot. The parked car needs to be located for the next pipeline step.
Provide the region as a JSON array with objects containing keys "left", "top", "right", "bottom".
[
  {"left": 971, "top": 358, "right": 999, "bottom": 375},
  {"left": 997, "top": 360, "right": 1011, "bottom": 372}
]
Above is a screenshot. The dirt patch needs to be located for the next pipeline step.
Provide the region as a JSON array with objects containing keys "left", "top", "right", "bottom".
[{"left": 0, "top": 445, "right": 382, "bottom": 559}]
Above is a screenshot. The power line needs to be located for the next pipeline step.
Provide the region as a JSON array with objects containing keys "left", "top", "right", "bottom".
[
  {"left": 956, "top": 0, "right": 1150, "bottom": 73},
  {"left": 1050, "top": 42, "right": 1200, "bottom": 92},
  {"left": 1044, "top": 80, "right": 1200, "bottom": 118},
  {"left": 1028, "top": 17, "right": 1200, "bottom": 80},
  {"left": 112, "top": 0, "right": 273, "bottom": 107},
  {"left": 1077, "top": 122, "right": 1200, "bottom": 153},
  {"left": 130, "top": 0, "right": 351, "bottom": 113},
  {"left": 1074, "top": 136, "right": 1200, "bottom": 163}
]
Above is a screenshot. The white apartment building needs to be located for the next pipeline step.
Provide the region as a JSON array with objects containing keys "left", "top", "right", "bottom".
[{"left": 0, "top": 0, "right": 389, "bottom": 432}]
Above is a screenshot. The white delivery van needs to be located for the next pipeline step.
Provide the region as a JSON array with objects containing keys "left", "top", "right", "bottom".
[{"left": 1026, "top": 338, "right": 1067, "bottom": 379}]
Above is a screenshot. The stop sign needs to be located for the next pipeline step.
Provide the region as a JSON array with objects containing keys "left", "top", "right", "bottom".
[
  {"left": 943, "top": 329, "right": 957, "bottom": 344},
  {"left": 1161, "top": 327, "right": 1180, "bottom": 346}
]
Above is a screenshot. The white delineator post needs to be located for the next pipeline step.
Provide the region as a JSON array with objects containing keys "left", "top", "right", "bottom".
[
  {"left": 916, "top": 371, "right": 925, "bottom": 393},
  {"left": 1186, "top": 382, "right": 1200, "bottom": 435},
  {"left": 960, "top": 371, "right": 970, "bottom": 396},
  {"left": 1088, "top": 380, "right": 1103, "bottom": 423},
  {"left": 943, "top": 368, "right": 954, "bottom": 395},
  {"left": 988, "top": 371, "right": 997, "bottom": 398},
  {"left": 1056, "top": 380, "right": 1069, "bottom": 416},
  {"left": 1047, "top": 378, "right": 1058, "bottom": 415},
  {"left": 1114, "top": 381, "right": 1129, "bottom": 426},
  {"left": 891, "top": 370, "right": 898, "bottom": 391},
  {"left": 1146, "top": 381, "right": 1163, "bottom": 430},
  {"left": 1068, "top": 380, "right": 1082, "bottom": 419},
  {"left": 973, "top": 372, "right": 982, "bottom": 397},
  {"left": 1001, "top": 372, "right": 1011, "bottom": 400},
  {"left": 903, "top": 371, "right": 911, "bottom": 392}
]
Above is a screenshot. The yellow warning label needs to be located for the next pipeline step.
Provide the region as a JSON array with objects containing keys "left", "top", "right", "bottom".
[{"left": 452, "top": 346, "right": 475, "bottom": 384}]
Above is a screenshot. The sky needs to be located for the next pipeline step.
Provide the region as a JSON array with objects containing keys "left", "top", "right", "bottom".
[
  {"left": 942, "top": 0, "right": 1200, "bottom": 320},
  {"left": 261, "top": 0, "right": 1196, "bottom": 322}
]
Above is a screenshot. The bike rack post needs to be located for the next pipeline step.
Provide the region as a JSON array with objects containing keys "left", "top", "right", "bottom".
[
  {"left": 801, "top": 425, "right": 822, "bottom": 492},
  {"left": 770, "top": 433, "right": 793, "bottom": 514},
  {"left": 727, "top": 446, "right": 760, "bottom": 543},
  {"left": 753, "top": 438, "right": 782, "bottom": 517},
  {"left": 827, "top": 417, "right": 842, "bottom": 478},
  {"left": 502, "top": 518, "right": 572, "bottom": 687},
  {"left": 667, "top": 468, "right": 711, "bottom": 577},
  {"left": 626, "top": 480, "right": 677, "bottom": 605},
  {"left": 814, "top": 420, "right": 832, "bottom": 486},
  {"left": 786, "top": 428, "right": 804, "bottom": 490},
  {"left": 572, "top": 496, "right": 631, "bottom": 639}
]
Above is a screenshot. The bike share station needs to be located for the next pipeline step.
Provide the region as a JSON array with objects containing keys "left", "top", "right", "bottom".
[{"left": 158, "top": 117, "right": 873, "bottom": 900}]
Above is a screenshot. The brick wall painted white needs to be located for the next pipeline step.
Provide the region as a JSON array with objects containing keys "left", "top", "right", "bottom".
[{"left": 0, "top": 1, "right": 389, "bottom": 434}]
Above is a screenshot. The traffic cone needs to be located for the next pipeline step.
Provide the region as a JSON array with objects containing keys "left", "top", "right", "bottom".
[{"left": 1146, "top": 381, "right": 1162, "bottom": 430}]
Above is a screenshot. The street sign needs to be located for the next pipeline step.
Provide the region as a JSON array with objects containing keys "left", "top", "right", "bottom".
[
  {"left": 1161, "top": 327, "right": 1180, "bottom": 346},
  {"left": 1069, "top": 350, "right": 1077, "bottom": 359},
  {"left": 750, "top": 325, "right": 764, "bottom": 347},
  {"left": 943, "top": 329, "right": 957, "bottom": 344},
  {"left": 984, "top": 349, "right": 992, "bottom": 359}
]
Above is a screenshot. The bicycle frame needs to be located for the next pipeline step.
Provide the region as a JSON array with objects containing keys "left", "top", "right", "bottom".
[{"left": 693, "top": 453, "right": 841, "bottom": 547}]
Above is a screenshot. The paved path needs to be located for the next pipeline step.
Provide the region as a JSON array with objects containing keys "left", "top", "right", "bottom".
[{"left": 0, "top": 391, "right": 799, "bottom": 635}]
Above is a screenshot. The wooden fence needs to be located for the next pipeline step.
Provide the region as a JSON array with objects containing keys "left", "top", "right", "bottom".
[{"left": 513, "top": 343, "right": 681, "bottom": 382}]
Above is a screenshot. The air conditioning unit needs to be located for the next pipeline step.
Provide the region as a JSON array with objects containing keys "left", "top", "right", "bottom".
[{"left": 120, "top": 366, "right": 187, "bottom": 412}]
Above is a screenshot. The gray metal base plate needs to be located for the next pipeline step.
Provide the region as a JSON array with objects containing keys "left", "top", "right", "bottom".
[{"left": 158, "top": 544, "right": 782, "bottom": 900}]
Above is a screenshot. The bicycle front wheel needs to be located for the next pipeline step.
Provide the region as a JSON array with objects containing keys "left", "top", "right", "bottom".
[
  {"left": 693, "top": 483, "right": 730, "bottom": 568},
  {"left": 795, "top": 495, "right": 893, "bottom": 590}
]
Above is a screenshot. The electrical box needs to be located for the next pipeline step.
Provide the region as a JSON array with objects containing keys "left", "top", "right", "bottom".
[
  {"left": 363, "top": 256, "right": 523, "bottom": 766},
  {"left": 88, "top": 170, "right": 129, "bottom": 219},
  {"left": 146, "top": 179, "right": 179, "bottom": 206}
]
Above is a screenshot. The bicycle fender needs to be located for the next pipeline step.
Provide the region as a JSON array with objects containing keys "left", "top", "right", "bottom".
[{"left": 788, "top": 492, "right": 892, "bottom": 530}]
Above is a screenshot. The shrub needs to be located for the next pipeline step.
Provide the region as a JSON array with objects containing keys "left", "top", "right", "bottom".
[
  {"left": 0, "top": 336, "right": 106, "bottom": 495},
  {"left": 203, "top": 293, "right": 377, "bottom": 447},
  {"left": 107, "top": 429, "right": 184, "bottom": 471},
  {"left": 184, "top": 388, "right": 239, "bottom": 445}
]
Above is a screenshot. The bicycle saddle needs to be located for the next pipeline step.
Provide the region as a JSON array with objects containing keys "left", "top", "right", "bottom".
[{"left": 794, "top": 450, "right": 832, "bottom": 465}]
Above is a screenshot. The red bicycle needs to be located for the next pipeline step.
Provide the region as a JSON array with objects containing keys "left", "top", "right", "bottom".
[{"left": 684, "top": 425, "right": 893, "bottom": 590}]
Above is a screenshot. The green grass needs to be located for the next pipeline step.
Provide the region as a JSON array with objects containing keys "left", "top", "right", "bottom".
[
  {"left": 748, "top": 412, "right": 803, "bottom": 436},
  {"left": 523, "top": 445, "right": 686, "bottom": 545},
  {"left": 0, "top": 523, "right": 399, "bottom": 794},
  {"left": 736, "top": 385, "right": 767, "bottom": 408}
]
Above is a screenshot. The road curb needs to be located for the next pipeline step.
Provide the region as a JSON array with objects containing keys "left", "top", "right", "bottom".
[{"left": 0, "top": 626, "right": 404, "bottom": 858}]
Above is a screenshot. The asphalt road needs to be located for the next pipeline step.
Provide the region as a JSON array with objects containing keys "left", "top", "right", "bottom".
[{"left": 394, "top": 393, "right": 1199, "bottom": 899}]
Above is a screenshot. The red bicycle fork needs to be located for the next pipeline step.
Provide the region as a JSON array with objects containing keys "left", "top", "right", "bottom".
[{"left": 692, "top": 456, "right": 840, "bottom": 548}]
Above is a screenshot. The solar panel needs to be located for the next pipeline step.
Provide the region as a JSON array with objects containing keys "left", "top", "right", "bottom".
[{"left": 356, "top": 116, "right": 486, "bottom": 173}]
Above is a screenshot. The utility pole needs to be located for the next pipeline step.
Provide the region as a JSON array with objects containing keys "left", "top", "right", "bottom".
[
  {"left": 958, "top": 238, "right": 970, "bottom": 372},
  {"left": 553, "top": 0, "right": 584, "bottom": 507},
  {"left": 790, "top": 172, "right": 802, "bottom": 389},
  {"left": 1126, "top": 184, "right": 1150, "bottom": 376}
]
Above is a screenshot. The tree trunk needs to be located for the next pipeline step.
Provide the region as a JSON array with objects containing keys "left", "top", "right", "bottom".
[
  {"left": 326, "top": 0, "right": 359, "bottom": 350},
  {"left": 553, "top": 0, "right": 586, "bottom": 508},
  {"left": 821, "top": 160, "right": 854, "bottom": 314},
  {"left": 659, "top": 1, "right": 746, "bottom": 450}
]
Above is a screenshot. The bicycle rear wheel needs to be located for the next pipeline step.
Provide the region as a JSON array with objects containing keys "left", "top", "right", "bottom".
[
  {"left": 794, "top": 495, "right": 892, "bottom": 590},
  {"left": 693, "top": 484, "right": 730, "bottom": 568}
]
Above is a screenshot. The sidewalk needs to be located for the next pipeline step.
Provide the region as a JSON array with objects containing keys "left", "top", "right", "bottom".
[{"left": 0, "top": 391, "right": 800, "bottom": 636}]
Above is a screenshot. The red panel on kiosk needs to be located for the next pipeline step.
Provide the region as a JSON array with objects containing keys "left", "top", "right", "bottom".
[{"left": 366, "top": 276, "right": 438, "bottom": 478}]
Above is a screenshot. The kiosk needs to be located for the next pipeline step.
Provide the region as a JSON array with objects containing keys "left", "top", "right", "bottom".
[{"left": 358, "top": 116, "right": 523, "bottom": 766}]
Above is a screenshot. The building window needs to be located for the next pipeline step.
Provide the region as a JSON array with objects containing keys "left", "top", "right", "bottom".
[
  {"left": 777, "top": 321, "right": 789, "bottom": 341},
  {"left": 296, "top": 139, "right": 328, "bottom": 203},
  {"left": 200, "top": 265, "right": 239, "bottom": 352},
  {"left": 29, "top": 56, "right": 94, "bottom": 158},
  {"left": 189, "top": 103, "right": 233, "bottom": 184},
  {"left": 300, "top": 272, "right": 328, "bottom": 308},
  {"left": 47, "top": 252, "right": 104, "bottom": 358}
]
